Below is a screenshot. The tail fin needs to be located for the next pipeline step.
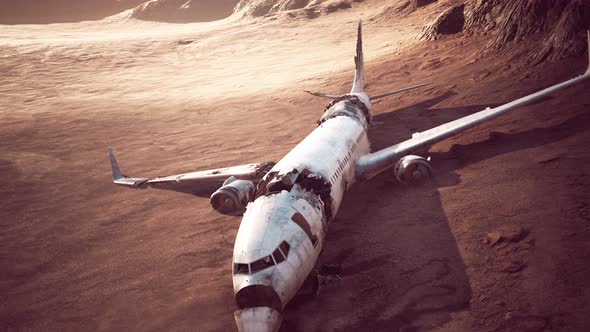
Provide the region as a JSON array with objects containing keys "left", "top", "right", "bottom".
[{"left": 351, "top": 20, "right": 365, "bottom": 93}]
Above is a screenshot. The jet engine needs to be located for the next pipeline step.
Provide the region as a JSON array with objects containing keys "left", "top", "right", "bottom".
[
  {"left": 394, "top": 155, "right": 432, "bottom": 184},
  {"left": 210, "top": 177, "right": 255, "bottom": 215}
]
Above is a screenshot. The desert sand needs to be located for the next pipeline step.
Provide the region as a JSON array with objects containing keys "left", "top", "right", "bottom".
[{"left": 1, "top": 0, "right": 589, "bottom": 331}]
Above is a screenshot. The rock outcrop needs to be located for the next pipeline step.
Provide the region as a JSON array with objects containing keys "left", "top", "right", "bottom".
[
  {"left": 129, "top": 0, "right": 240, "bottom": 22},
  {"left": 233, "top": 0, "right": 317, "bottom": 18},
  {"left": 417, "top": 3, "right": 465, "bottom": 40},
  {"left": 397, "top": 0, "right": 437, "bottom": 15},
  {"left": 465, "top": 0, "right": 590, "bottom": 61},
  {"left": 233, "top": 0, "right": 356, "bottom": 19}
]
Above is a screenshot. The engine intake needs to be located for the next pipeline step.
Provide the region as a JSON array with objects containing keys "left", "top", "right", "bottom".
[
  {"left": 210, "top": 177, "right": 255, "bottom": 215},
  {"left": 394, "top": 155, "right": 432, "bottom": 184}
]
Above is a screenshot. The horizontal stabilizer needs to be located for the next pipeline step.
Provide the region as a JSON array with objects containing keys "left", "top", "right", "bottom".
[
  {"left": 369, "top": 82, "right": 432, "bottom": 100},
  {"left": 304, "top": 90, "right": 340, "bottom": 99}
]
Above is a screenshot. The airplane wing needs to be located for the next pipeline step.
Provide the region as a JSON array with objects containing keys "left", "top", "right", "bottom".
[
  {"left": 356, "top": 33, "right": 590, "bottom": 181},
  {"left": 109, "top": 147, "right": 275, "bottom": 195}
]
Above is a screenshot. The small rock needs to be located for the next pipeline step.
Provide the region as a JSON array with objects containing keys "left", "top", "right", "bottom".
[
  {"left": 486, "top": 231, "right": 502, "bottom": 245},
  {"left": 486, "top": 226, "right": 528, "bottom": 246},
  {"left": 178, "top": 40, "right": 194, "bottom": 45},
  {"left": 498, "top": 260, "right": 526, "bottom": 273},
  {"left": 500, "top": 225, "right": 527, "bottom": 242},
  {"left": 479, "top": 295, "right": 489, "bottom": 302},
  {"left": 495, "top": 300, "right": 506, "bottom": 306}
]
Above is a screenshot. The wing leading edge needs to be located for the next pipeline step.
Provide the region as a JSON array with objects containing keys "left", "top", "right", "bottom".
[
  {"left": 109, "top": 147, "right": 274, "bottom": 195},
  {"left": 356, "top": 31, "right": 590, "bottom": 181}
]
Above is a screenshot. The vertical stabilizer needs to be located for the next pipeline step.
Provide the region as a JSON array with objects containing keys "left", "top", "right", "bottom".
[{"left": 351, "top": 20, "right": 365, "bottom": 93}]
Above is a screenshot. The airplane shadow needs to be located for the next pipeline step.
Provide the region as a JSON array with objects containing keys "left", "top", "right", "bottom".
[{"left": 280, "top": 92, "right": 590, "bottom": 331}]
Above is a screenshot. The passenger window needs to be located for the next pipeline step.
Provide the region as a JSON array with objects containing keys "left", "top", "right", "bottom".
[{"left": 234, "top": 263, "right": 249, "bottom": 275}]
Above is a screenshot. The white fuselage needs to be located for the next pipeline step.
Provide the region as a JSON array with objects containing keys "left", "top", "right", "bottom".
[{"left": 232, "top": 93, "right": 372, "bottom": 332}]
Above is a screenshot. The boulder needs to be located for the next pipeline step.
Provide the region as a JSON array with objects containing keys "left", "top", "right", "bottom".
[{"left": 417, "top": 3, "right": 465, "bottom": 40}]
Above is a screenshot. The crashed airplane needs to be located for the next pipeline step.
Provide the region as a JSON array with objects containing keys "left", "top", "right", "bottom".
[{"left": 109, "top": 22, "right": 590, "bottom": 332}]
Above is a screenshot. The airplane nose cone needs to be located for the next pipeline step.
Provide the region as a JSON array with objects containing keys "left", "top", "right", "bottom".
[{"left": 234, "top": 307, "right": 282, "bottom": 332}]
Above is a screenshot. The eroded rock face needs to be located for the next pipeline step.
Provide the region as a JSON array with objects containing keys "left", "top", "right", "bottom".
[
  {"left": 233, "top": 0, "right": 317, "bottom": 18},
  {"left": 417, "top": 3, "right": 465, "bottom": 40},
  {"left": 129, "top": 0, "right": 240, "bottom": 22},
  {"left": 465, "top": 0, "right": 590, "bottom": 61},
  {"left": 233, "top": 0, "right": 356, "bottom": 19},
  {"left": 397, "top": 0, "right": 437, "bottom": 15}
]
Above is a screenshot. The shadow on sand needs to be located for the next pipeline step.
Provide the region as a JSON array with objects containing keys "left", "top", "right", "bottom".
[{"left": 280, "top": 92, "right": 590, "bottom": 331}]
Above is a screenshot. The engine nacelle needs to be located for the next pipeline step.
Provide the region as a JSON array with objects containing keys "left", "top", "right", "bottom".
[
  {"left": 210, "top": 177, "right": 255, "bottom": 215},
  {"left": 394, "top": 155, "right": 432, "bottom": 184}
]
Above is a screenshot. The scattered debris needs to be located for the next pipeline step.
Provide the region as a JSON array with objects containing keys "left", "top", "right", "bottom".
[
  {"left": 536, "top": 154, "right": 562, "bottom": 164},
  {"left": 417, "top": 3, "right": 465, "bottom": 40},
  {"left": 504, "top": 311, "right": 514, "bottom": 320},
  {"left": 484, "top": 225, "right": 528, "bottom": 245},
  {"left": 319, "top": 262, "right": 342, "bottom": 276},
  {"left": 317, "top": 263, "right": 343, "bottom": 287}
]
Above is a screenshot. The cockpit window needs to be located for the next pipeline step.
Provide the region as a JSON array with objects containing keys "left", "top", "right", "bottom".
[
  {"left": 234, "top": 241, "right": 291, "bottom": 275},
  {"left": 250, "top": 255, "right": 275, "bottom": 274},
  {"left": 273, "top": 241, "right": 290, "bottom": 264},
  {"left": 234, "top": 263, "right": 249, "bottom": 275}
]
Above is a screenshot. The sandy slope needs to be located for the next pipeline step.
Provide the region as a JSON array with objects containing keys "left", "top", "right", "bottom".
[{"left": 1, "top": 0, "right": 590, "bottom": 331}]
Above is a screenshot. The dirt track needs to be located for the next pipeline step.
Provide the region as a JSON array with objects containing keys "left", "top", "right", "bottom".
[{"left": 1, "top": 1, "right": 590, "bottom": 331}]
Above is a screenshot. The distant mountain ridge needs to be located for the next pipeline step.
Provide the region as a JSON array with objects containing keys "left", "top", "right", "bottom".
[{"left": 0, "top": 0, "right": 145, "bottom": 24}]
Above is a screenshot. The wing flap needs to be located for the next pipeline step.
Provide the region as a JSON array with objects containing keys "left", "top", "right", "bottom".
[
  {"left": 369, "top": 82, "right": 432, "bottom": 100},
  {"left": 146, "top": 163, "right": 273, "bottom": 184}
]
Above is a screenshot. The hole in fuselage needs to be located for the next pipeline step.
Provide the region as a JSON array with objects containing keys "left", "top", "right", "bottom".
[{"left": 235, "top": 285, "right": 282, "bottom": 313}]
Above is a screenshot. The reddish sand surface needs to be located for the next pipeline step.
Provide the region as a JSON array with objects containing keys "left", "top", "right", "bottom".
[{"left": 1, "top": 0, "right": 590, "bottom": 331}]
